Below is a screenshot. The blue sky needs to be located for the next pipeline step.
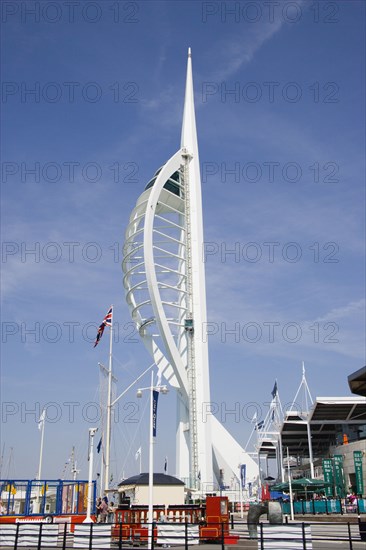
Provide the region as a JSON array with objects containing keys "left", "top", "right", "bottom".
[{"left": 1, "top": 1, "right": 365, "bottom": 485}]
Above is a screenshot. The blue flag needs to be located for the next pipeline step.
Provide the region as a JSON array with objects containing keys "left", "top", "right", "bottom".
[
  {"left": 97, "top": 437, "right": 102, "bottom": 453},
  {"left": 152, "top": 390, "right": 159, "bottom": 437},
  {"left": 240, "top": 464, "right": 246, "bottom": 489}
]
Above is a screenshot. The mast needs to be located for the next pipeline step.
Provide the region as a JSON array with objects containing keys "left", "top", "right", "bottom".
[
  {"left": 37, "top": 410, "right": 46, "bottom": 480},
  {"left": 104, "top": 305, "right": 114, "bottom": 493}
]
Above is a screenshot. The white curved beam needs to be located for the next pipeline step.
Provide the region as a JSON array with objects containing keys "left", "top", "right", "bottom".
[{"left": 143, "top": 149, "right": 189, "bottom": 396}]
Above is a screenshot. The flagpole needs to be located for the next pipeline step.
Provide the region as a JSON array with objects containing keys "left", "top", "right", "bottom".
[
  {"left": 140, "top": 449, "right": 142, "bottom": 474},
  {"left": 239, "top": 467, "right": 244, "bottom": 519},
  {"left": 254, "top": 415, "right": 261, "bottom": 502},
  {"left": 104, "top": 305, "right": 113, "bottom": 493},
  {"left": 36, "top": 410, "right": 45, "bottom": 513},
  {"left": 37, "top": 413, "right": 45, "bottom": 481},
  {"left": 100, "top": 448, "right": 104, "bottom": 497},
  {"left": 84, "top": 428, "right": 97, "bottom": 523},
  {"left": 148, "top": 370, "right": 154, "bottom": 550}
]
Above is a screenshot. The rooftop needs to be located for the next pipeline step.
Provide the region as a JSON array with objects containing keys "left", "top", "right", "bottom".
[{"left": 118, "top": 473, "right": 185, "bottom": 487}]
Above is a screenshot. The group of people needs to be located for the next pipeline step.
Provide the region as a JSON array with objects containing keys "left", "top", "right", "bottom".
[
  {"left": 96, "top": 496, "right": 115, "bottom": 523},
  {"left": 346, "top": 491, "right": 358, "bottom": 512}
]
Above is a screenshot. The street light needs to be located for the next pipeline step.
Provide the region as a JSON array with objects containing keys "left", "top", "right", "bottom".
[
  {"left": 136, "top": 371, "right": 168, "bottom": 550},
  {"left": 83, "top": 427, "right": 98, "bottom": 523}
]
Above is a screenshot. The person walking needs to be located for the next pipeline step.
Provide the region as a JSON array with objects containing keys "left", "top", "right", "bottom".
[{"left": 100, "top": 497, "right": 108, "bottom": 523}]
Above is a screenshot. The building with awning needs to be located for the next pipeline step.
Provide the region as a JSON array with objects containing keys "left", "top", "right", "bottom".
[
  {"left": 348, "top": 366, "right": 366, "bottom": 397},
  {"left": 281, "top": 397, "right": 366, "bottom": 459},
  {"left": 280, "top": 397, "right": 366, "bottom": 496},
  {"left": 118, "top": 473, "right": 185, "bottom": 507}
]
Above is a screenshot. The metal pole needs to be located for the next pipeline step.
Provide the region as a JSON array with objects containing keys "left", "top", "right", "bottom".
[
  {"left": 347, "top": 522, "right": 353, "bottom": 550},
  {"left": 83, "top": 428, "right": 97, "bottom": 523},
  {"left": 105, "top": 306, "right": 114, "bottom": 493},
  {"left": 14, "top": 523, "right": 19, "bottom": 550},
  {"left": 148, "top": 370, "right": 154, "bottom": 550},
  {"left": 287, "top": 447, "right": 294, "bottom": 521},
  {"left": 240, "top": 476, "right": 244, "bottom": 519},
  {"left": 119, "top": 520, "right": 123, "bottom": 550},
  {"left": 278, "top": 432, "right": 285, "bottom": 482},
  {"left": 62, "top": 523, "right": 67, "bottom": 550},
  {"left": 88, "top": 523, "right": 93, "bottom": 550},
  {"left": 306, "top": 421, "right": 315, "bottom": 478},
  {"left": 37, "top": 523, "right": 43, "bottom": 550},
  {"left": 36, "top": 411, "right": 46, "bottom": 513},
  {"left": 301, "top": 522, "right": 306, "bottom": 550}
]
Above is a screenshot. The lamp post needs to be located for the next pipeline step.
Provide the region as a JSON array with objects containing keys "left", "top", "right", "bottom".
[
  {"left": 137, "top": 371, "right": 168, "bottom": 550},
  {"left": 286, "top": 447, "right": 294, "bottom": 521},
  {"left": 83, "top": 427, "right": 98, "bottom": 523}
]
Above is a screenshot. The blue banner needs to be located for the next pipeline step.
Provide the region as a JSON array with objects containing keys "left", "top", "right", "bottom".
[
  {"left": 152, "top": 390, "right": 159, "bottom": 437},
  {"left": 240, "top": 464, "right": 246, "bottom": 490}
]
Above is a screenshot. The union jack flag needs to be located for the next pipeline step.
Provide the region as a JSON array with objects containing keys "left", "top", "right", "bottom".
[{"left": 94, "top": 306, "right": 113, "bottom": 347}]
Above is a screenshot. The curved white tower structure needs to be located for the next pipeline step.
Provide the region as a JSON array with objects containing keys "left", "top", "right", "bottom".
[{"left": 122, "top": 50, "right": 257, "bottom": 491}]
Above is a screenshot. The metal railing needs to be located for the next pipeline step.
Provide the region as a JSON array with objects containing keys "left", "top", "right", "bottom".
[
  {"left": 0, "top": 519, "right": 365, "bottom": 549},
  {"left": 281, "top": 498, "right": 366, "bottom": 515}
]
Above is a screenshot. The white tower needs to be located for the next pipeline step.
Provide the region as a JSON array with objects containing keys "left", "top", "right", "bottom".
[{"left": 122, "top": 50, "right": 257, "bottom": 491}]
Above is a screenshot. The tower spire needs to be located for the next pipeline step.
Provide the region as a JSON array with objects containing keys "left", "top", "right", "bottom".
[{"left": 181, "top": 48, "right": 199, "bottom": 157}]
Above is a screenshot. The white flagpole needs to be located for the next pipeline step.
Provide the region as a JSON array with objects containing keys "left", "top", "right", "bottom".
[
  {"left": 36, "top": 410, "right": 46, "bottom": 513},
  {"left": 84, "top": 428, "right": 97, "bottom": 523},
  {"left": 140, "top": 449, "right": 142, "bottom": 474},
  {"left": 148, "top": 370, "right": 154, "bottom": 550},
  {"left": 239, "top": 467, "right": 244, "bottom": 519},
  {"left": 37, "top": 412, "right": 45, "bottom": 481},
  {"left": 100, "top": 446, "right": 104, "bottom": 497},
  {"left": 104, "top": 306, "right": 113, "bottom": 493}
]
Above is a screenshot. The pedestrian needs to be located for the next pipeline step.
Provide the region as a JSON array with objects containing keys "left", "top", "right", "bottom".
[
  {"left": 96, "top": 498, "right": 102, "bottom": 522},
  {"left": 107, "top": 501, "right": 115, "bottom": 523},
  {"left": 100, "top": 497, "right": 108, "bottom": 523}
]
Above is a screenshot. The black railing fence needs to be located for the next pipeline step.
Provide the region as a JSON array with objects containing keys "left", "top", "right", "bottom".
[{"left": 0, "top": 519, "right": 365, "bottom": 549}]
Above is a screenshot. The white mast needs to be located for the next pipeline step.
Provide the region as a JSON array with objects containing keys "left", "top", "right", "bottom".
[
  {"left": 37, "top": 409, "right": 46, "bottom": 480},
  {"left": 83, "top": 428, "right": 98, "bottom": 523},
  {"left": 104, "top": 305, "right": 114, "bottom": 493}
]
